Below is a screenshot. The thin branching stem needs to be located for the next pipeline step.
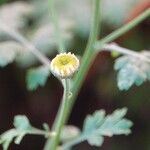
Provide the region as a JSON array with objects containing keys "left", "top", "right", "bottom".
[
  {"left": 103, "top": 43, "right": 150, "bottom": 63},
  {"left": 26, "top": 128, "right": 52, "bottom": 137},
  {"left": 95, "top": 8, "right": 150, "bottom": 48},
  {"left": 44, "top": 79, "right": 70, "bottom": 150}
]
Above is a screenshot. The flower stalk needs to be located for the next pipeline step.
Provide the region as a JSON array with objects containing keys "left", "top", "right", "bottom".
[{"left": 44, "top": 79, "right": 70, "bottom": 150}]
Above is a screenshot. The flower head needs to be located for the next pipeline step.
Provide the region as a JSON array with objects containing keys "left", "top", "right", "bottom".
[{"left": 50, "top": 52, "right": 79, "bottom": 78}]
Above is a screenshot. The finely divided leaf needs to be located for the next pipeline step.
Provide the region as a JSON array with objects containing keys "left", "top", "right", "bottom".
[
  {"left": 82, "top": 108, "right": 132, "bottom": 147},
  {"left": 0, "top": 115, "right": 33, "bottom": 150},
  {"left": 0, "top": 129, "right": 17, "bottom": 150},
  {"left": 0, "top": 1, "right": 32, "bottom": 30},
  {"left": 83, "top": 110, "right": 105, "bottom": 135},
  {"left": 114, "top": 53, "right": 150, "bottom": 90},
  {"left": 26, "top": 66, "right": 50, "bottom": 90},
  {"left": 87, "top": 134, "right": 104, "bottom": 146}
]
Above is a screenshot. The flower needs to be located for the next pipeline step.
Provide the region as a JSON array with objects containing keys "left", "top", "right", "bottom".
[{"left": 50, "top": 52, "right": 80, "bottom": 78}]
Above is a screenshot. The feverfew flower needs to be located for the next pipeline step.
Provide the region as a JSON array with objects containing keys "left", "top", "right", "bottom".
[{"left": 50, "top": 52, "right": 79, "bottom": 78}]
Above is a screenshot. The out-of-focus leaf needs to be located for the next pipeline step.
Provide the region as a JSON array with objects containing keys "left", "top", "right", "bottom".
[
  {"left": 61, "top": 125, "right": 80, "bottom": 143},
  {"left": 0, "top": 1, "right": 32, "bottom": 30},
  {"left": 82, "top": 108, "right": 132, "bottom": 147},
  {"left": 102, "top": 0, "right": 140, "bottom": 27},
  {"left": 63, "top": 108, "right": 132, "bottom": 149},
  {"left": 114, "top": 52, "right": 150, "bottom": 90},
  {"left": 13, "top": 115, "right": 32, "bottom": 131},
  {"left": 0, "top": 115, "right": 50, "bottom": 150},
  {"left": 0, "top": 116, "right": 32, "bottom": 150},
  {"left": 61, "top": 0, "right": 91, "bottom": 37},
  {"left": 26, "top": 66, "right": 50, "bottom": 90},
  {"left": 32, "top": 21, "right": 74, "bottom": 53},
  {"left": 0, "top": 41, "right": 24, "bottom": 67},
  {"left": 0, "top": 129, "right": 18, "bottom": 150},
  {"left": 87, "top": 134, "right": 104, "bottom": 146}
]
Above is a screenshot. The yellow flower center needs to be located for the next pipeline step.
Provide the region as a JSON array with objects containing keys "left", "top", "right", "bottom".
[{"left": 50, "top": 52, "right": 79, "bottom": 78}]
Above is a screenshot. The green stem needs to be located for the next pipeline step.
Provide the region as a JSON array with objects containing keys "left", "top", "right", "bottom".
[
  {"left": 95, "top": 8, "right": 150, "bottom": 48},
  {"left": 27, "top": 128, "right": 51, "bottom": 137},
  {"left": 69, "top": 0, "right": 101, "bottom": 111},
  {"left": 49, "top": 0, "right": 65, "bottom": 52},
  {"left": 44, "top": 79, "right": 70, "bottom": 150}
]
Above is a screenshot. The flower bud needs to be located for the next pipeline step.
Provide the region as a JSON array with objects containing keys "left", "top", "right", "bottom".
[{"left": 50, "top": 52, "right": 79, "bottom": 78}]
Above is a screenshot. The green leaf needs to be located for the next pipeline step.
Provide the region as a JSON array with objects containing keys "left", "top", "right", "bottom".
[
  {"left": 14, "top": 132, "right": 26, "bottom": 144},
  {"left": 26, "top": 66, "right": 50, "bottom": 90},
  {"left": 99, "top": 108, "right": 132, "bottom": 136},
  {"left": 82, "top": 108, "right": 132, "bottom": 147},
  {"left": 83, "top": 110, "right": 105, "bottom": 135},
  {"left": 0, "top": 115, "right": 33, "bottom": 150},
  {"left": 87, "top": 134, "right": 104, "bottom": 146},
  {"left": 13, "top": 115, "right": 31, "bottom": 131},
  {"left": 114, "top": 53, "right": 150, "bottom": 90},
  {"left": 61, "top": 126, "right": 80, "bottom": 143},
  {"left": 0, "top": 1, "right": 32, "bottom": 30},
  {"left": 0, "top": 41, "right": 22, "bottom": 67},
  {"left": 0, "top": 115, "right": 45, "bottom": 150},
  {"left": 0, "top": 129, "right": 17, "bottom": 150}
]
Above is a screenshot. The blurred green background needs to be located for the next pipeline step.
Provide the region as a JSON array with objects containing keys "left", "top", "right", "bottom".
[{"left": 0, "top": 0, "right": 149, "bottom": 149}]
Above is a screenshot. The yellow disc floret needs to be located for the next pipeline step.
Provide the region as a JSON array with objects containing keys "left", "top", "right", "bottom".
[{"left": 50, "top": 52, "right": 80, "bottom": 78}]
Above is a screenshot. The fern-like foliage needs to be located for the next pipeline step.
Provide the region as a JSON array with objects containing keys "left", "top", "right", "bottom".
[
  {"left": 82, "top": 108, "right": 132, "bottom": 146},
  {"left": 0, "top": 1, "right": 32, "bottom": 30},
  {"left": 26, "top": 66, "right": 50, "bottom": 90},
  {"left": 0, "top": 115, "right": 50, "bottom": 150},
  {"left": 0, "top": 116, "right": 32, "bottom": 150},
  {"left": 63, "top": 108, "right": 133, "bottom": 149},
  {"left": 114, "top": 52, "right": 150, "bottom": 90}
]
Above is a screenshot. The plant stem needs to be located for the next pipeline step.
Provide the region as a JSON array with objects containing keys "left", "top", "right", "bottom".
[
  {"left": 48, "top": 0, "right": 66, "bottom": 53},
  {"left": 27, "top": 128, "right": 52, "bottom": 137},
  {"left": 103, "top": 43, "right": 150, "bottom": 63},
  {"left": 95, "top": 8, "right": 150, "bottom": 48},
  {"left": 44, "top": 79, "right": 70, "bottom": 150},
  {"left": 69, "top": 0, "right": 101, "bottom": 111}
]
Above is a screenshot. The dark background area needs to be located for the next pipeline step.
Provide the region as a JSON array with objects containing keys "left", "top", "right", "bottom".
[{"left": 0, "top": 0, "right": 150, "bottom": 149}]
